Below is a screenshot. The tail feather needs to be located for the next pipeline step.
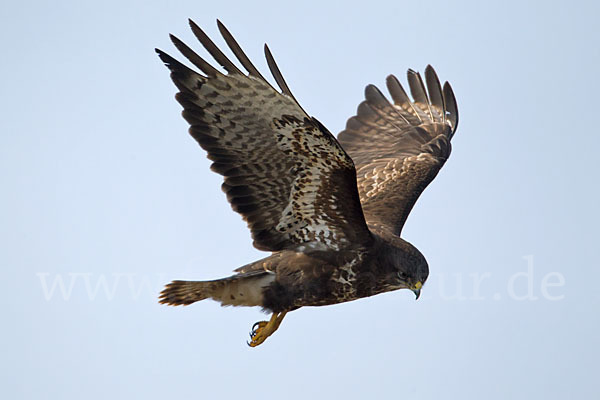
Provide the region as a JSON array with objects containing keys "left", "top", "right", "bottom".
[
  {"left": 159, "top": 280, "right": 216, "bottom": 306},
  {"left": 159, "top": 271, "right": 275, "bottom": 307}
]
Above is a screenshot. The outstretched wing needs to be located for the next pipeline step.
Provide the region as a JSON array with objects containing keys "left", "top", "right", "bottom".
[
  {"left": 157, "top": 20, "right": 371, "bottom": 252},
  {"left": 337, "top": 66, "right": 458, "bottom": 236}
]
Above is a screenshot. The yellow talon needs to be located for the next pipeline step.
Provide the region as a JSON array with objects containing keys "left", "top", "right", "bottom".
[
  {"left": 248, "top": 312, "right": 287, "bottom": 347},
  {"left": 250, "top": 321, "right": 268, "bottom": 338}
]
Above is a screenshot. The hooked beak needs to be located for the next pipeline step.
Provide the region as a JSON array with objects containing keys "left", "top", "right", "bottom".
[{"left": 411, "top": 281, "right": 423, "bottom": 300}]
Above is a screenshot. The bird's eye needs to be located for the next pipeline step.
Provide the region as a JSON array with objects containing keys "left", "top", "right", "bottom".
[{"left": 397, "top": 272, "right": 407, "bottom": 280}]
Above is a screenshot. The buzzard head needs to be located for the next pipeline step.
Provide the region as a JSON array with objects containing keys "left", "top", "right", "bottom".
[
  {"left": 378, "top": 236, "right": 429, "bottom": 299},
  {"left": 396, "top": 258, "right": 428, "bottom": 300}
]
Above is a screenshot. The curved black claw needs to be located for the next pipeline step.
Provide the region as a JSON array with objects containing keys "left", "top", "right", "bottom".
[{"left": 248, "top": 320, "right": 269, "bottom": 347}]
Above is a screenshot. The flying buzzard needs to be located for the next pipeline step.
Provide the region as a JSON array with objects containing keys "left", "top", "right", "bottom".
[{"left": 157, "top": 20, "right": 458, "bottom": 347}]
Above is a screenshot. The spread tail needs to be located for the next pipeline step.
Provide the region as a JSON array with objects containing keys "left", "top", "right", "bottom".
[{"left": 159, "top": 271, "right": 275, "bottom": 307}]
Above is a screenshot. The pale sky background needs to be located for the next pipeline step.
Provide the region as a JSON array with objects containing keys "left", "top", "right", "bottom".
[{"left": 2, "top": 0, "right": 599, "bottom": 399}]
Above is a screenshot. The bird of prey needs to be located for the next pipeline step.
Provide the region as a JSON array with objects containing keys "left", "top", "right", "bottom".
[{"left": 157, "top": 20, "right": 458, "bottom": 347}]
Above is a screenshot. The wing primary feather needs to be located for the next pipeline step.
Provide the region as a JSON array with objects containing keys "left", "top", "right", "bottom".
[
  {"left": 264, "top": 44, "right": 305, "bottom": 113},
  {"left": 364, "top": 84, "right": 410, "bottom": 125},
  {"left": 386, "top": 74, "right": 423, "bottom": 123},
  {"left": 364, "top": 84, "right": 389, "bottom": 107},
  {"left": 407, "top": 69, "right": 433, "bottom": 120},
  {"left": 424, "top": 65, "right": 445, "bottom": 123},
  {"left": 216, "top": 20, "right": 268, "bottom": 81},
  {"left": 188, "top": 19, "right": 243, "bottom": 75},
  {"left": 443, "top": 82, "right": 459, "bottom": 133},
  {"left": 169, "top": 34, "right": 220, "bottom": 77},
  {"left": 156, "top": 48, "right": 197, "bottom": 76}
]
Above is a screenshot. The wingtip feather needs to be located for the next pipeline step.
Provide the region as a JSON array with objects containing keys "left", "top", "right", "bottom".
[
  {"left": 169, "top": 33, "right": 219, "bottom": 77},
  {"left": 442, "top": 82, "right": 459, "bottom": 132},
  {"left": 217, "top": 20, "right": 266, "bottom": 80},
  {"left": 424, "top": 65, "right": 445, "bottom": 123}
]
